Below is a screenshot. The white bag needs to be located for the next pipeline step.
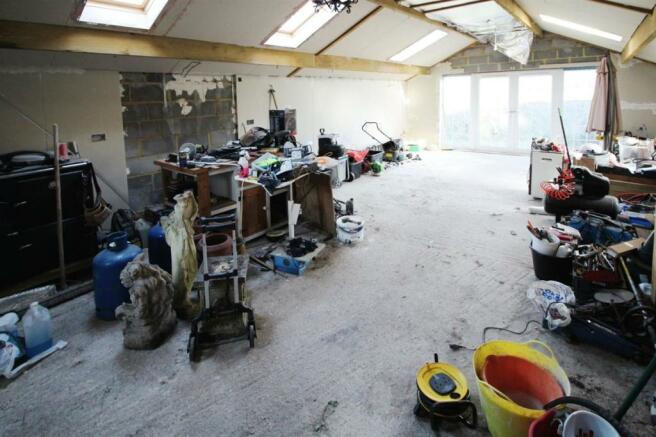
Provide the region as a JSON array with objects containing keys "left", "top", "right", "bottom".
[{"left": 526, "top": 281, "right": 576, "bottom": 330}]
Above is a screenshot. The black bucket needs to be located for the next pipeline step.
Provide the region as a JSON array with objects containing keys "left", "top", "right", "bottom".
[{"left": 530, "top": 243, "right": 573, "bottom": 285}]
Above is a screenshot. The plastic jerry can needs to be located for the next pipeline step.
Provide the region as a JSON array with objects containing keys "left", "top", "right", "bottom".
[{"left": 23, "top": 302, "right": 53, "bottom": 358}]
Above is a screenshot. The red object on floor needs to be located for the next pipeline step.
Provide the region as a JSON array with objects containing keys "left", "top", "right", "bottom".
[
  {"left": 529, "top": 409, "right": 560, "bottom": 437},
  {"left": 346, "top": 148, "right": 368, "bottom": 162}
]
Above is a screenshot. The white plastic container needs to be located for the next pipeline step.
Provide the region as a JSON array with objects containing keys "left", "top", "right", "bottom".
[
  {"left": 563, "top": 410, "right": 619, "bottom": 437},
  {"left": 336, "top": 215, "right": 365, "bottom": 244},
  {"left": 22, "top": 302, "right": 53, "bottom": 358},
  {"left": 0, "top": 312, "right": 19, "bottom": 337}
]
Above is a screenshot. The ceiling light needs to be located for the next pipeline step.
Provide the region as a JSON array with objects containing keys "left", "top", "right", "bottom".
[
  {"left": 265, "top": 1, "right": 337, "bottom": 48},
  {"left": 78, "top": 0, "right": 168, "bottom": 29},
  {"left": 389, "top": 30, "right": 447, "bottom": 62},
  {"left": 540, "top": 15, "right": 622, "bottom": 42}
]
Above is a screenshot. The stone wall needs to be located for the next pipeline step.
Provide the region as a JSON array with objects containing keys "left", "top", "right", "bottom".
[
  {"left": 121, "top": 73, "right": 237, "bottom": 211},
  {"left": 448, "top": 32, "right": 606, "bottom": 74}
]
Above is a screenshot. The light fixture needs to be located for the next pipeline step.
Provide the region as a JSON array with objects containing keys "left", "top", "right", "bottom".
[
  {"left": 265, "top": 1, "right": 337, "bottom": 48},
  {"left": 540, "top": 15, "right": 622, "bottom": 42},
  {"left": 78, "top": 0, "right": 169, "bottom": 30},
  {"left": 389, "top": 29, "right": 447, "bottom": 62},
  {"left": 312, "top": 0, "right": 358, "bottom": 14}
]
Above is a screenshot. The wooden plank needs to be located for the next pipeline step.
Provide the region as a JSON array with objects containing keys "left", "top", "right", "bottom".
[
  {"left": 494, "top": 0, "right": 543, "bottom": 37},
  {"left": 622, "top": 8, "right": 656, "bottom": 63},
  {"left": 367, "top": 0, "right": 476, "bottom": 41},
  {"left": 0, "top": 20, "right": 430, "bottom": 76},
  {"left": 586, "top": 0, "right": 652, "bottom": 15},
  {"left": 289, "top": 6, "right": 384, "bottom": 77}
]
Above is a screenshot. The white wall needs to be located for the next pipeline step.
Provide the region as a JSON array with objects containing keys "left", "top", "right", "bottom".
[
  {"left": 236, "top": 75, "right": 406, "bottom": 150},
  {"left": 0, "top": 69, "right": 129, "bottom": 209},
  {"left": 615, "top": 55, "right": 656, "bottom": 137}
]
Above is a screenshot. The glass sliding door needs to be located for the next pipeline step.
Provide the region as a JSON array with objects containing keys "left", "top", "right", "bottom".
[
  {"left": 479, "top": 76, "right": 510, "bottom": 149},
  {"left": 562, "top": 69, "right": 598, "bottom": 147},
  {"left": 518, "top": 74, "right": 553, "bottom": 148},
  {"left": 439, "top": 67, "right": 597, "bottom": 152},
  {"left": 441, "top": 75, "right": 471, "bottom": 148}
]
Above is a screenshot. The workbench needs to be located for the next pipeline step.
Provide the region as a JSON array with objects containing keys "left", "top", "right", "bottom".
[
  {"left": 154, "top": 159, "right": 238, "bottom": 217},
  {"left": 154, "top": 160, "right": 336, "bottom": 241}
]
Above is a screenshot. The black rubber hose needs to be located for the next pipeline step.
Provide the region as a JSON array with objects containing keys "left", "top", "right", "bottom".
[{"left": 542, "top": 396, "right": 633, "bottom": 436}]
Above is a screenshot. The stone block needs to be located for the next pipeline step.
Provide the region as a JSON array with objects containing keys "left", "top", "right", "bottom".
[
  {"left": 584, "top": 47, "right": 606, "bottom": 57},
  {"left": 449, "top": 57, "right": 468, "bottom": 67},
  {"left": 124, "top": 136, "right": 142, "bottom": 159},
  {"left": 558, "top": 47, "right": 584, "bottom": 58},
  {"left": 533, "top": 49, "right": 558, "bottom": 60},
  {"left": 121, "top": 72, "right": 149, "bottom": 83},
  {"left": 140, "top": 120, "right": 168, "bottom": 139},
  {"left": 463, "top": 65, "right": 479, "bottom": 74},
  {"left": 200, "top": 101, "right": 217, "bottom": 116},
  {"left": 143, "top": 136, "right": 174, "bottom": 156},
  {"left": 148, "top": 103, "right": 165, "bottom": 120},
  {"left": 217, "top": 99, "right": 234, "bottom": 115},
  {"left": 468, "top": 55, "right": 488, "bottom": 65},
  {"left": 130, "top": 84, "right": 164, "bottom": 102},
  {"left": 478, "top": 63, "right": 499, "bottom": 73},
  {"left": 123, "top": 104, "right": 148, "bottom": 124},
  {"left": 124, "top": 122, "right": 140, "bottom": 139},
  {"left": 489, "top": 51, "right": 509, "bottom": 62}
]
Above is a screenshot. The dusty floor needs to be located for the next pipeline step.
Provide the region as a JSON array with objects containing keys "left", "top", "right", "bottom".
[{"left": 1, "top": 151, "right": 654, "bottom": 436}]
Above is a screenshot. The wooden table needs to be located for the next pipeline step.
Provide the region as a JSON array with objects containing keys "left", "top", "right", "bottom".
[{"left": 154, "top": 160, "right": 238, "bottom": 217}]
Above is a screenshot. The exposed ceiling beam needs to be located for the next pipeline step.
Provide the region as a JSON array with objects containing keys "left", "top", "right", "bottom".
[
  {"left": 423, "top": 0, "right": 491, "bottom": 14},
  {"left": 288, "top": 6, "right": 384, "bottom": 77},
  {"left": 494, "top": 0, "right": 543, "bottom": 37},
  {"left": 0, "top": 20, "right": 430, "bottom": 76},
  {"left": 366, "top": 0, "right": 476, "bottom": 42},
  {"left": 622, "top": 7, "right": 656, "bottom": 63},
  {"left": 410, "top": 0, "right": 459, "bottom": 7},
  {"left": 585, "top": 0, "right": 652, "bottom": 15}
]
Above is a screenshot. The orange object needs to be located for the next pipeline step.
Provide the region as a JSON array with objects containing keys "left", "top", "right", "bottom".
[{"left": 483, "top": 355, "right": 564, "bottom": 410}]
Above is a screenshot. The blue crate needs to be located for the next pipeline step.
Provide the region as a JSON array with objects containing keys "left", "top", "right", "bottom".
[{"left": 272, "top": 254, "right": 308, "bottom": 276}]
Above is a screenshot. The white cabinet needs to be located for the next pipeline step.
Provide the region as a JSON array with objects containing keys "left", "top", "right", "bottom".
[{"left": 529, "top": 150, "right": 563, "bottom": 199}]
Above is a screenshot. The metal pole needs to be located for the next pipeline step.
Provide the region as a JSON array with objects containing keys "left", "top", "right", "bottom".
[
  {"left": 53, "top": 124, "right": 66, "bottom": 290},
  {"left": 614, "top": 257, "right": 656, "bottom": 421}
]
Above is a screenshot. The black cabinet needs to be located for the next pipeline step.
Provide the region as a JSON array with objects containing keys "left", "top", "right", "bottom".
[{"left": 0, "top": 159, "right": 98, "bottom": 285}]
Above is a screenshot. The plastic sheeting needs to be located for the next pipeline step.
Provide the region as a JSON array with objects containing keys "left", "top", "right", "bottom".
[{"left": 436, "top": 12, "right": 533, "bottom": 64}]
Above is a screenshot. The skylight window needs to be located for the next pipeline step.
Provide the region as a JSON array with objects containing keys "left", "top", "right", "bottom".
[
  {"left": 78, "top": 0, "right": 169, "bottom": 30},
  {"left": 540, "top": 15, "right": 622, "bottom": 42},
  {"left": 389, "top": 30, "right": 447, "bottom": 62},
  {"left": 264, "top": 1, "right": 337, "bottom": 48}
]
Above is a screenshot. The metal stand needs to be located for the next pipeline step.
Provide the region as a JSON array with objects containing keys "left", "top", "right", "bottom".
[{"left": 187, "top": 213, "right": 256, "bottom": 362}]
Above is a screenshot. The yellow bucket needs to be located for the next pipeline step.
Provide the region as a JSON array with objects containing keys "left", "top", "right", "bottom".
[{"left": 472, "top": 340, "right": 570, "bottom": 437}]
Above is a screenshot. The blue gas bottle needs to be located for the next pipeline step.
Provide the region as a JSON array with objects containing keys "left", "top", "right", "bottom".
[
  {"left": 92, "top": 232, "right": 142, "bottom": 320},
  {"left": 148, "top": 223, "right": 171, "bottom": 274}
]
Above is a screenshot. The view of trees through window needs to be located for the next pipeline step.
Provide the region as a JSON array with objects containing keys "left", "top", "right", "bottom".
[{"left": 440, "top": 68, "right": 597, "bottom": 151}]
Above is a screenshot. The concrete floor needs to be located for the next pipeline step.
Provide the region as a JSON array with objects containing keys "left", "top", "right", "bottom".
[{"left": 1, "top": 151, "right": 654, "bottom": 436}]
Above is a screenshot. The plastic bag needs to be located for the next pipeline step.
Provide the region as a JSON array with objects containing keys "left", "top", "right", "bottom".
[
  {"left": 0, "top": 334, "right": 20, "bottom": 378},
  {"left": 527, "top": 281, "right": 576, "bottom": 329}
]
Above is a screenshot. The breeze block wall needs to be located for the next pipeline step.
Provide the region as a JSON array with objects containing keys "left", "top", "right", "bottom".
[
  {"left": 121, "top": 73, "right": 237, "bottom": 212},
  {"left": 447, "top": 32, "right": 606, "bottom": 73}
]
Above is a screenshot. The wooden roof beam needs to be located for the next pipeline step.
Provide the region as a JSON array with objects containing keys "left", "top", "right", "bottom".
[
  {"left": 494, "top": 0, "right": 543, "bottom": 37},
  {"left": 0, "top": 20, "right": 430, "bottom": 76},
  {"left": 288, "top": 6, "right": 384, "bottom": 77},
  {"left": 622, "top": 7, "right": 656, "bottom": 63},
  {"left": 366, "top": 0, "right": 476, "bottom": 42}
]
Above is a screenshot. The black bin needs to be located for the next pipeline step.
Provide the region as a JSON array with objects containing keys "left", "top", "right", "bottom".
[{"left": 530, "top": 243, "right": 572, "bottom": 285}]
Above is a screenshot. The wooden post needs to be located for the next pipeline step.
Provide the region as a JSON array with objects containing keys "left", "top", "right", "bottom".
[{"left": 53, "top": 124, "right": 66, "bottom": 290}]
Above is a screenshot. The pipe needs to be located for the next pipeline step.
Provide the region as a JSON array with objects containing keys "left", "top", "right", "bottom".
[{"left": 53, "top": 124, "right": 66, "bottom": 290}]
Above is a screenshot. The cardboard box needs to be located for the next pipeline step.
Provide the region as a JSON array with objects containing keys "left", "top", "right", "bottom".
[{"left": 607, "top": 238, "right": 645, "bottom": 258}]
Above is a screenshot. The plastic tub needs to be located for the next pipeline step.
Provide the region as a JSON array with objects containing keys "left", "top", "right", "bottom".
[
  {"left": 563, "top": 410, "right": 619, "bottom": 437},
  {"left": 530, "top": 243, "right": 572, "bottom": 285},
  {"left": 366, "top": 150, "right": 383, "bottom": 163},
  {"left": 336, "top": 215, "right": 364, "bottom": 244},
  {"left": 473, "top": 340, "right": 570, "bottom": 437}
]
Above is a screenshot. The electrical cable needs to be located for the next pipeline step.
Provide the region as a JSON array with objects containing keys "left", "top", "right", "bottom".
[{"left": 482, "top": 320, "right": 543, "bottom": 343}]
